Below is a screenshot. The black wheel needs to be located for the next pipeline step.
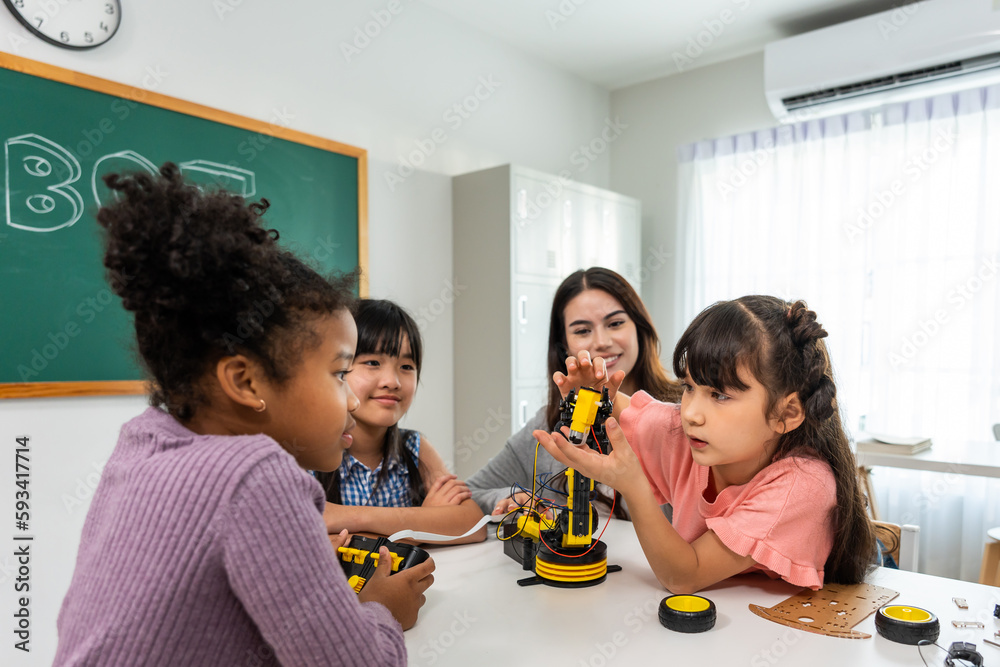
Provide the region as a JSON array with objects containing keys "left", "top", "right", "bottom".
[
  {"left": 659, "top": 595, "right": 717, "bottom": 633},
  {"left": 875, "top": 605, "right": 940, "bottom": 645}
]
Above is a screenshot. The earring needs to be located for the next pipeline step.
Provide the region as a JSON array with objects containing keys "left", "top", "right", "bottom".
[{"left": 254, "top": 399, "right": 266, "bottom": 413}]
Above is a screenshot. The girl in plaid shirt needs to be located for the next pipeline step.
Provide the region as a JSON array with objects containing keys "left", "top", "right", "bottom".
[{"left": 315, "top": 299, "right": 485, "bottom": 544}]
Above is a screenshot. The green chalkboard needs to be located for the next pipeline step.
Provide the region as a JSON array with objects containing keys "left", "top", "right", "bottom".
[{"left": 0, "top": 54, "right": 368, "bottom": 398}]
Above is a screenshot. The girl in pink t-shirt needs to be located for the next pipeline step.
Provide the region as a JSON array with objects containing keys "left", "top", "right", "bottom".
[{"left": 535, "top": 296, "right": 876, "bottom": 593}]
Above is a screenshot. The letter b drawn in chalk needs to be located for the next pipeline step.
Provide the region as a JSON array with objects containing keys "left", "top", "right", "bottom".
[{"left": 5, "top": 133, "right": 258, "bottom": 232}]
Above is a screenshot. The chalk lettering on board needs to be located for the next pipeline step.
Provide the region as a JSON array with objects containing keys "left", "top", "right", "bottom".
[
  {"left": 91, "top": 150, "right": 158, "bottom": 209},
  {"left": 4, "top": 134, "right": 83, "bottom": 232},
  {"left": 179, "top": 160, "right": 257, "bottom": 197},
  {"left": 5, "top": 140, "right": 261, "bottom": 232}
]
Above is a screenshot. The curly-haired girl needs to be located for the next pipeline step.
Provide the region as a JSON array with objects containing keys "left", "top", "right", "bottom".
[{"left": 54, "top": 164, "right": 430, "bottom": 666}]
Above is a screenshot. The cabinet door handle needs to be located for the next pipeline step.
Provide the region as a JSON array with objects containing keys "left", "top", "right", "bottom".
[
  {"left": 518, "top": 295, "right": 528, "bottom": 324},
  {"left": 519, "top": 401, "right": 528, "bottom": 427}
]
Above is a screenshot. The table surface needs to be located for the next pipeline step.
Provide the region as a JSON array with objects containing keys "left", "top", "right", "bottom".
[
  {"left": 404, "top": 519, "right": 1000, "bottom": 666},
  {"left": 854, "top": 440, "right": 1000, "bottom": 478}
]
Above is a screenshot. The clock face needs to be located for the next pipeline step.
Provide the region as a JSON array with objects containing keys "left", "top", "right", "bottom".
[{"left": 3, "top": 0, "right": 121, "bottom": 50}]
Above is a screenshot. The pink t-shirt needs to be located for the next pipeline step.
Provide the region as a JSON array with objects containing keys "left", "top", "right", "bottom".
[{"left": 619, "top": 391, "right": 836, "bottom": 589}]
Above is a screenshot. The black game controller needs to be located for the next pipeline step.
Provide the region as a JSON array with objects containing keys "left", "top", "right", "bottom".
[{"left": 337, "top": 535, "right": 430, "bottom": 593}]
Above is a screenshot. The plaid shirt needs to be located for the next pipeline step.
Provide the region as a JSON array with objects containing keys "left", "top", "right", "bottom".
[{"left": 338, "top": 429, "right": 420, "bottom": 507}]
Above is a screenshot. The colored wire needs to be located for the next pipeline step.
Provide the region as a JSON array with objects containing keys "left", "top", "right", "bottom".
[
  {"left": 536, "top": 423, "right": 617, "bottom": 559},
  {"left": 503, "top": 413, "right": 618, "bottom": 556},
  {"left": 917, "top": 640, "right": 978, "bottom": 667}
]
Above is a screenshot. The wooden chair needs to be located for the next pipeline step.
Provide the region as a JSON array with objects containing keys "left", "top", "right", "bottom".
[
  {"left": 873, "top": 520, "right": 920, "bottom": 572},
  {"left": 980, "top": 527, "right": 1000, "bottom": 586},
  {"left": 858, "top": 466, "right": 879, "bottom": 520},
  {"left": 982, "top": 427, "right": 1000, "bottom": 585}
]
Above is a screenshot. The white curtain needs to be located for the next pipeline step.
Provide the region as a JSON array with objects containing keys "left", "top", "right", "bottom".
[{"left": 676, "top": 86, "right": 1000, "bottom": 581}]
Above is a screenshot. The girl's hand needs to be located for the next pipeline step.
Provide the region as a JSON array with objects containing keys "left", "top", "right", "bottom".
[
  {"left": 533, "top": 418, "right": 644, "bottom": 497},
  {"left": 357, "top": 546, "right": 435, "bottom": 630},
  {"left": 421, "top": 474, "right": 471, "bottom": 507},
  {"left": 328, "top": 528, "right": 351, "bottom": 552},
  {"left": 553, "top": 350, "right": 626, "bottom": 401}
]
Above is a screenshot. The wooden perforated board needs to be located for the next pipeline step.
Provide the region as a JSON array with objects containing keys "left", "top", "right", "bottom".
[{"left": 749, "top": 583, "right": 899, "bottom": 639}]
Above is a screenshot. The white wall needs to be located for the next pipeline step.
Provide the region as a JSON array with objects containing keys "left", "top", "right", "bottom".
[
  {"left": 609, "top": 52, "right": 775, "bottom": 347},
  {"left": 0, "top": 2, "right": 610, "bottom": 663}
]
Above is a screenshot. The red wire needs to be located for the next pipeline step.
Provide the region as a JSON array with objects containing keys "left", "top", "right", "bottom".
[{"left": 537, "top": 424, "right": 616, "bottom": 559}]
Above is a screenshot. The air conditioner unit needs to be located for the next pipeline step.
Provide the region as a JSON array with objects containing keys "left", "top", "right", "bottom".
[{"left": 764, "top": 0, "right": 1000, "bottom": 121}]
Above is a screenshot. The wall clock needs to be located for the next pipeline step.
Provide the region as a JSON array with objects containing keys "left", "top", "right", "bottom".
[{"left": 3, "top": 0, "right": 121, "bottom": 49}]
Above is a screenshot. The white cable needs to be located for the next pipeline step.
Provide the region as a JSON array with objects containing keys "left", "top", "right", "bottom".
[{"left": 388, "top": 513, "right": 502, "bottom": 543}]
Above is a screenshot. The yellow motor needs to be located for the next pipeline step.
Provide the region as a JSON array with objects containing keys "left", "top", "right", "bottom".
[{"left": 568, "top": 387, "right": 603, "bottom": 444}]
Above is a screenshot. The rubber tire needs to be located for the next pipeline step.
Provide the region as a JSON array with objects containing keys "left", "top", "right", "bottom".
[
  {"left": 874, "top": 605, "right": 940, "bottom": 645},
  {"left": 659, "top": 595, "right": 717, "bottom": 633}
]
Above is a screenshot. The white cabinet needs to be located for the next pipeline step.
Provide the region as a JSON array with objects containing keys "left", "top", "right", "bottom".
[
  {"left": 513, "top": 279, "right": 553, "bottom": 382},
  {"left": 453, "top": 165, "right": 641, "bottom": 478},
  {"left": 513, "top": 383, "right": 548, "bottom": 431}
]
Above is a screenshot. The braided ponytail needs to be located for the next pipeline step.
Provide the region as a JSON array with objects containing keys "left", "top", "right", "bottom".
[{"left": 786, "top": 302, "right": 837, "bottom": 423}]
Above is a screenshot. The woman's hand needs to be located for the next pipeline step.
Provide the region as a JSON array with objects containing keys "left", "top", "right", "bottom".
[
  {"left": 553, "top": 350, "right": 626, "bottom": 401},
  {"left": 492, "top": 492, "right": 531, "bottom": 516},
  {"left": 493, "top": 492, "right": 556, "bottom": 521},
  {"left": 533, "top": 417, "right": 644, "bottom": 497},
  {"left": 357, "top": 547, "right": 435, "bottom": 630},
  {"left": 421, "top": 474, "right": 471, "bottom": 507}
]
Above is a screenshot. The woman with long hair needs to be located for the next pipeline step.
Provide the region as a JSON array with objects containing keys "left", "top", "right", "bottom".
[{"left": 467, "top": 267, "right": 681, "bottom": 518}]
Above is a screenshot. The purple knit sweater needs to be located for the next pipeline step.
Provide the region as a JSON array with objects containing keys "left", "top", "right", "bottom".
[{"left": 54, "top": 407, "right": 406, "bottom": 666}]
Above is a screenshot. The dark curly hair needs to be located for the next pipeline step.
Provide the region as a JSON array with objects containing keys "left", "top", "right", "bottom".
[
  {"left": 97, "top": 162, "right": 355, "bottom": 421},
  {"left": 673, "top": 295, "right": 876, "bottom": 585}
]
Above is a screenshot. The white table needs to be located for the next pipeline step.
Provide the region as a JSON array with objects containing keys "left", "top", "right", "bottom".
[
  {"left": 855, "top": 441, "right": 1000, "bottom": 478},
  {"left": 404, "top": 519, "right": 1000, "bottom": 666}
]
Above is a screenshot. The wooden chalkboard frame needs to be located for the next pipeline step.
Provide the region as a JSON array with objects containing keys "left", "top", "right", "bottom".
[{"left": 0, "top": 53, "right": 368, "bottom": 400}]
